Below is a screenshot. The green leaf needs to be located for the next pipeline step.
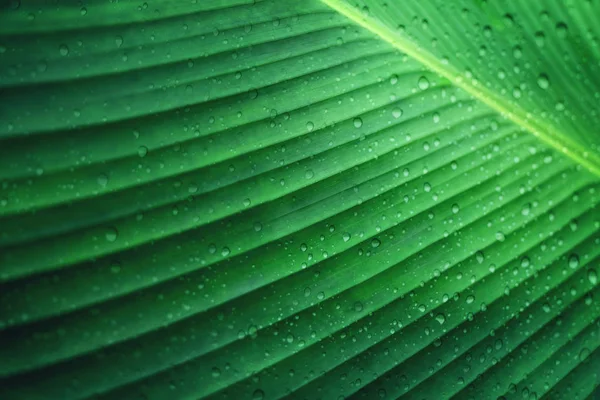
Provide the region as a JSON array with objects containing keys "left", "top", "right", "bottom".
[{"left": 0, "top": 1, "right": 598, "bottom": 399}]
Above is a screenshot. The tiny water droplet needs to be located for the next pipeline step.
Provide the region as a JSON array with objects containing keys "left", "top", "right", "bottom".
[
  {"left": 105, "top": 227, "right": 118, "bottom": 242},
  {"left": 568, "top": 254, "right": 579, "bottom": 269},
  {"left": 59, "top": 44, "right": 69, "bottom": 56},
  {"left": 97, "top": 174, "right": 109, "bottom": 187},
  {"left": 252, "top": 389, "right": 265, "bottom": 400},
  {"left": 537, "top": 74, "right": 549, "bottom": 89},
  {"left": 556, "top": 22, "right": 568, "bottom": 39},
  {"left": 588, "top": 269, "right": 597, "bottom": 285},
  {"left": 435, "top": 313, "right": 446, "bottom": 325},
  {"left": 418, "top": 76, "right": 430, "bottom": 90}
]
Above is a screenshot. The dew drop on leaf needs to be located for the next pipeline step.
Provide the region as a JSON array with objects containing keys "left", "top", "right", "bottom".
[
  {"left": 588, "top": 269, "right": 597, "bottom": 285},
  {"left": 392, "top": 107, "right": 403, "bottom": 119},
  {"left": 568, "top": 254, "right": 579, "bottom": 269},
  {"left": 435, "top": 313, "right": 446, "bottom": 325},
  {"left": 97, "top": 174, "right": 109, "bottom": 187},
  {"left": 534, "top": 31, "right": 545, "bottom": 47},
  {"left": 105, "top": 227, "right": 118, "bottom": 242},
  {"left": 306, "top": 121, "right": 314, "bottom": 132},
  {"left": 137, "top": 146, "right": 148, "bottom": 157},
  {"left": 476, "top": 251, "right": 484, "bottom": 264},
  {"left": 537, "top": 74, "right": 550, "bottom": 89},
  {"left": 353, "top": 117, "right": 363, "bottom": 128},
  {"left": 59, "top": 44, "right": 69, "bottom": 56},
  {"left": 556, "top": 22, "right": 568, "bottom": 38},
  {"left": 354, "top": 302, "right": 363, "bottom": 312},
  {"left": 418, "top": 76, "right": 430, "bottom": 90},
  {"left": 371, "top": 238, "right": 381, "bottom": 248},
  {"left": 252, "top": 389, "right": 265, "bottom": 400}
]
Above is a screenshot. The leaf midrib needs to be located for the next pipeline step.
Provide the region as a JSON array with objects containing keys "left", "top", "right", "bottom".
[{"left": 320, "top": 0, "right": 600, "bottom": 178}]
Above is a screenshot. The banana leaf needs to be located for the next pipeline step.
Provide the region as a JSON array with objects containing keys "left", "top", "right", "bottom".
[{"left": 0, "top": 0, "right": 598, "bottom": 399}]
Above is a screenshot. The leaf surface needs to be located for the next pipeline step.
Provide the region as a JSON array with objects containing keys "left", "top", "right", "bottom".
[{"left": 0, "top": 1, "right": 598, "bottom": 399}]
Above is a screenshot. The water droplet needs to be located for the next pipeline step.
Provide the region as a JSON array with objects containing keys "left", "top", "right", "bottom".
[
  {"left": 253, "top": 222, "right": 263, "bottom": 232},
  {"left": 353, "top": 117, "right": 363, "bottom": 128},
  {"left": 221, "top": 247, "right": 231, "bottom": 257},
  {"left": 343, "top": 232, "right": 351, "bottom": 242},
  {"left": 137, "top": 146, "right": 148, "bottom": 157},
  {"left": 115, "top": 36, "right": 124, "bottom": 48},
  {"left": 588, "top": 269, "right": 597, "bottom": 285},
  {"left": 435, "top": 313, "right": 446, "bottom": 325},
  {"left": 390, "top": 74, "right": 398, "bottom": 85},
  {"left": 466, "top": 295, "right": 475, "bottom": 304},
  {"left": 354, "top": 302, "right": 364, "bottom": 312},
  {"left": 432, "top": 112, "right": 440, "bottom": 123},
  {"left": 556, "top": 22, "right": 568, "bottom": 39},
  {"left": 252, "top": 389, "right": 265, "bottom": 400},
  {"left": 512, "top": 87, "right": 522, "bottom": 99},
  {"left": 537, "top": 74, "right": 549, "bottom": 89},
  {"left": 371, "top": 238, "right": 381, "bottom": 248},
  {"left": 521, "top": 256, "right": 530, "bottom": 268},
  {"left": 534, "top": 31, "right": 545, "bottom": 47},
  {"left": 568, "top": 254, "right": 580, "bottom": 269},
  {"left": 579, "top": 347, "right": 591, "bottom": 361},
  {"left": 243, "top": 198, "right": 251, "bottom": 207},
  {"left": 105, "top": 227, "right": 118, "bottom": 242},
  {"left": 97, "top": 174, "right": 109, "bottom": 187},
  {"left": 495, "top": 232, "right": 506, "bottom": 242},
  {"left": 306, "top": 121, "right": 314, "bottom": 132},
  {"left": 451, "top": 204, "right": 460, "bottom": 214},
  {"left": 476, "top": 251, "right": 484, "bottom": 264},
  {"left": 542, "top": 303, "right": 551, "bottom": 313},
  {"left": 212, "top": 367, "right": 221, "bottom": 378},
  {"left": 418, "top": 76, "right": 430, "bottom": 90},
  {"left": 423, "top": 183, "right": 432, "bottom": 192},
  {"left": 59, "top": 44, "right": 69, "bottom": 56}
]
